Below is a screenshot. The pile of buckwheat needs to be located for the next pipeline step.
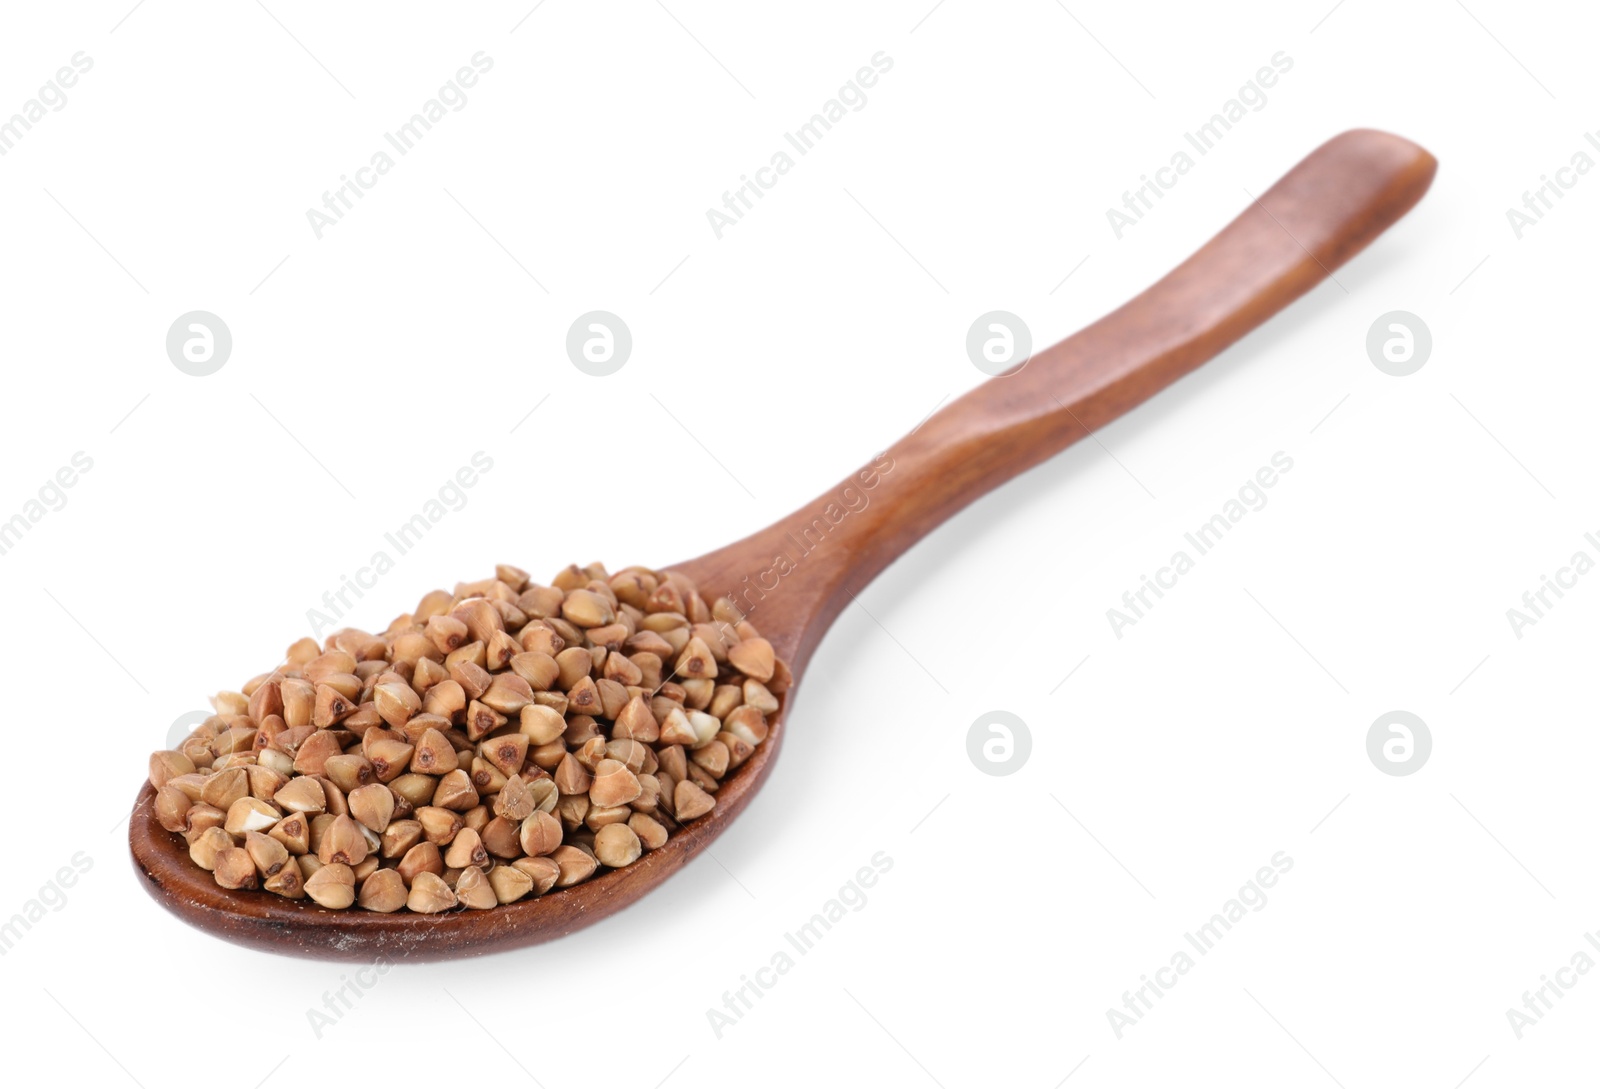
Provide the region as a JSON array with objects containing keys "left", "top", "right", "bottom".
[{"left": 145, "top": 563, "right": 785, "bottom": 913}]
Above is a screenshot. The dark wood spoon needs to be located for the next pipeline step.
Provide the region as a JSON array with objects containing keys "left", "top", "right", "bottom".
[{"left": 130, "top": 129, "right": 1436, "bottom": 960}]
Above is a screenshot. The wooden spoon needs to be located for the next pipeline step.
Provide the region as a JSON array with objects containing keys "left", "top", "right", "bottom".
[{"left": 130, "top": 129, "right": 1436, "bottom": 959}]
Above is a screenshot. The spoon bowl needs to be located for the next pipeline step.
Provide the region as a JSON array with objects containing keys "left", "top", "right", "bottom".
[{"left": 130, "top": 129, "right": 1437, "bottom": 958}]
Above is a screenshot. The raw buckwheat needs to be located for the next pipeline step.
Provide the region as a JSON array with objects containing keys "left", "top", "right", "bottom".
[{"left": 146, "top": 564, "right": 787, "bottom": 913}]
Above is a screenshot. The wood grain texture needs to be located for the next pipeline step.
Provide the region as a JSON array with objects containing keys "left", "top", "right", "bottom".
[{"left": 130, "top": 129, "right": 1436, "bottom": 959}]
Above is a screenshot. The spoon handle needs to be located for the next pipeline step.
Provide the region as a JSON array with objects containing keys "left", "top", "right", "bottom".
[{"left": 692, "top": 129, "right": 1436, "bottom": 664}]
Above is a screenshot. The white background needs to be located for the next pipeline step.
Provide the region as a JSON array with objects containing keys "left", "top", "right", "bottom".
[{"left": 1, "top": 1, "right": 1595, "bottom": 1085}]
